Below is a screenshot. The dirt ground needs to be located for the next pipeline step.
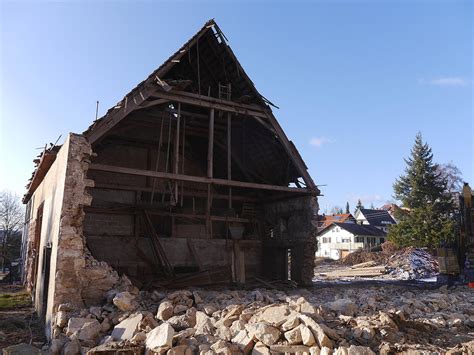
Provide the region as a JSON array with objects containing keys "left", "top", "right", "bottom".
[{"left": 0, "top": 284, "right": 46, "bottom": 350}]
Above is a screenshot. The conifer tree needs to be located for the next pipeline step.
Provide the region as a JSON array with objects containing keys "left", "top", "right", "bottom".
[
  {"left": 355, "top": 199, "right": 364, "bottom": 214},
  {"left": 345, "top": 202, "right": 350, "bottom": 214},
  {"left": 393, "top": 133, "right": 453, "bottom": 212},
  {"left": 389, "top": 133, "right": 455, "bottom": 247}
]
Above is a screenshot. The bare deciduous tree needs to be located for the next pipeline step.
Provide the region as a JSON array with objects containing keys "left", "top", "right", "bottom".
[
  {"left": 330, "top": 206, "right": 343, "bottom": 215},
  {"left": 0, "top": 191, "right": 24, "bottom": 271},
  {"left": 0, "top": 191, "right": 24, "bottom": 240},
  {"left": 437, "top": 162, "right": 463, "bottom": 194}
]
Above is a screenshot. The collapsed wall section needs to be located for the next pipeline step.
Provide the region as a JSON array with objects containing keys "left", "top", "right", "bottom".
[
  {"left": 53, "top": 134, "right": 120, "bottom": 312},
  {"left": 23, "top": 133, "right": 121, "bottom": 339},
  {"left": 24, "top": 134, "right": 318, "bottom": 337}
]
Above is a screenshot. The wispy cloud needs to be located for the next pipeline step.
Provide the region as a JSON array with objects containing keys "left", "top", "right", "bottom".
[
  {"left": 309, "top": 137, "right": 333, "bottom": 147},
  {"left": 418, "top": 77, "right": 470, "bottom": 87},
  {"left": 349, "top": 194, "right": 385, "bottom": 206}
]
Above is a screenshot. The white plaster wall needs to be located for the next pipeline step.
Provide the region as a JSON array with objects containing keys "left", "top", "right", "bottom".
[
  {"left": 29, "top": 136, "right": 70, "bottom": 337},
  {"left": 316, "top": 226, "right": 364, "bottom": 260},
  {"left": 316, "top": 224, "right": 386, "bottom": 260},
  {"left": 354, "top": 210, "right": 368, "bottom": 224}
]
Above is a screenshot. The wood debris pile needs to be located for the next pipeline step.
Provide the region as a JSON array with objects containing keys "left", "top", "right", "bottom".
[{"left": 335, "top": 244, "right": 439, "bottom": 280}]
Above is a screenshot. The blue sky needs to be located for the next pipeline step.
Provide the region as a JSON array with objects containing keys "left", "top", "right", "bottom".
[{"left": 0, "top": 0, "right": 472, "bottom": 212}]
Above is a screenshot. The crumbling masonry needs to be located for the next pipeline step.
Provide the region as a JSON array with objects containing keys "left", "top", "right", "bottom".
[{"left": 21, "top": 20, "right": 319, "bottom": 338}]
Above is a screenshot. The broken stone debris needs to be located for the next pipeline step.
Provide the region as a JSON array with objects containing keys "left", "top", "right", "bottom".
[{"left": 44, "top": 285, "right": 473, "bottom": 355}]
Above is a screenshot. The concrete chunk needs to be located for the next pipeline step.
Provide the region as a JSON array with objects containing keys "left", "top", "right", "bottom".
[
  {"left": 252, "top": 341, "right": 270, "bottom": 355},
  {"left": 111, "top": 313, "right": 143, "bottom": 341},
  {"left": 259, "top": 305, "right": 291, "bottom": 327},
  {"left": 300, "top": 325, "right": 316, "bottom": 346},
  {"left": 146, "top": 323, "right": 175, "bottom": 353},
  {"left": 2, "top": 343, "right": 42, "bottom": 354},
  {"left": 299, "top": 315, "right": 333, "bottom": 349},
  {"left": 281, "top": 316, "right": 300, "bottom": 331},
  {"left": 347, "top": 345, "right": 375, "bottom": 355},
  {"left": 66, "top": 318, "right": 97, "bottom": 336},
  {"left": 284, "top": 326, "right": 302, "bottom": 345},
  {"left": 86, "top": 342, "right": 143, "bottom": 354},
  {"left": 270, "top": 345, "right": 310, "bottom": 354},
  {"left": 232, "top": 330, "right": 254, "bottom": 353},
  {"left": 113, "top": 291, "right": 137, "bottom": 312},
  {"left": 246, "top": 322, "right": 281, "bottom": 346}
]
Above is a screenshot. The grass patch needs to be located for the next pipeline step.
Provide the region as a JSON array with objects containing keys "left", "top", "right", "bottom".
[{"left": 0, "top": 291, "right": 31, "bottom": 309}]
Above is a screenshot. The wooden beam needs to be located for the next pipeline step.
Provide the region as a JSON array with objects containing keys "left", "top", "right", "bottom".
[
  {"left": 89, "top": 163, "right": 314, "bottom": 194},
  {"left": 264, "top": 111, "right": 318, "bottom": 191},
  {"left": 174, "top": 103, "right": 181, "bottom": 203},
  {"left": 92, "top": 182, "right": 258, "bottom": 202},
  {"left": 227, "top": 112, "right": 232, "bottom": 209},
  {"left": 207, "top": 108, "right": 214, "bottom": 178},
  {"left": 139, "top": 98, "right": 169, "bottom": 109},
  {"left": 150, "top": 89, "right": 268, "bottom": 118},
  {"left": 206, "top": 184, "right": 212, "bottom": 239},
  {"left": 173, "top": 89, "right": 265, "bottom": 113},
  {"left": 87, "top": 86, "right": 157, "bottom": 144},
  {"left": 147, "top": 210, "right": 250, "bottom": 223}
]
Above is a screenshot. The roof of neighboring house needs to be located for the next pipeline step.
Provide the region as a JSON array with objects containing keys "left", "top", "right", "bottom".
[
  {"left": 319, "top": 213, "right": 354, "bottom": 229},
  {"left": 358, "top": 208, "right": 396, "bottom": 226},
  {"left": 334, "top": 222, "right": 386, "bottom": 237}
]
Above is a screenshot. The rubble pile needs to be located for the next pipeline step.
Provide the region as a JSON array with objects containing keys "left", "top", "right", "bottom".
[
  {"left": 47, "top": 284, "right": 473, "bottom": 354},
  {"left": 339, "top": 243, "right": 439, "bottom": 280},
  {"left": 386, "top": 248, "right": 439, "bottom": 280}
]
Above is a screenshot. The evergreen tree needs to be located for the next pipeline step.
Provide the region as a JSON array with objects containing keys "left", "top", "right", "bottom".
[
  {"left": 393, "top": 133, "right": 451, "bottom": 211},
  {"left": 389, "top": 133, "right": 455, "bottom": 247},
  {"left": 370, "top": 203, "right": 375, "bottom": 209},
  {"left": 345, "top": 202, "right": 350, "bottom": 214},
  {"left": 355, "top": 199, "right": 364, "bottom": 213}
]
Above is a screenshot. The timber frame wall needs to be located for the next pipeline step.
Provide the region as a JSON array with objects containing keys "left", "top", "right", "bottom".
[
  {"left": 81, "top": 20, "right": 319, "bottom": 286},
  {"left": 22, "top": 20, "right": 320, "bottom": 306}
]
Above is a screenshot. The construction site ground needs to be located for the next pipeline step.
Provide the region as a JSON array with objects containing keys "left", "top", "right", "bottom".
[
  {"left": 2, "top": 280, "right": 473, "bottom": 354},
  {"left": 0, "top": 284, "right": 46, "bottom": 350}
]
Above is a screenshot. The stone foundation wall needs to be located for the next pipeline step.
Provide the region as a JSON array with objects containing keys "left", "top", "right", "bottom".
[{"left": 263, "top": 195, "right": 318, "bottom": 285}]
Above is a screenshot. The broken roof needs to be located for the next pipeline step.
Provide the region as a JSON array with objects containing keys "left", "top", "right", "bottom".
[
  {"left": 82, "top": 18, "right": 316, "bottom": 191},
  {"left": 24, "top": 19, "right": 318, "bottom": 201},
  {"left": 84, "top": 19, "right": 273, "bottom": 140}
]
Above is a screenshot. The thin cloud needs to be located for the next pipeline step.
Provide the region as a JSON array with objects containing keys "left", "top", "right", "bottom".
[
  {"left": 349, "top": 194, "right": 384, "bottom": 206},
  {"left": 309, "top": 137, "right": 333, "bottom": 147},
  {"left": 419, "top": 77, "right": 470, "bottom": 87}
]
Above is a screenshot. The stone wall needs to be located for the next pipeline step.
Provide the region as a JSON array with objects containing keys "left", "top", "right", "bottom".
[
  {"left": 263, "top": 195, "right": 318, "bottom": 285},
  {"left": 24, "top": 219, "right": 37, "bottom": 293},
  {"left": 50, "top": 134, "right": 120, "bottom": 338},
  {"left": 23, "top": 134, "right": 121, "bottom": 339}
]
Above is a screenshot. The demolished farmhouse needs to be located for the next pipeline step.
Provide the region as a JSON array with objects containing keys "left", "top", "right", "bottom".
[{"left": 21, "top": 19, "right": 319, "bottom": 337}]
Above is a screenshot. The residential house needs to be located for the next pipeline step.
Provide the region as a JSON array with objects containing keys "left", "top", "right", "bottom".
[
  {"left": 317, "top": 213, "right": 355, "bottom": 231},
  {"left": 380, "top": 203, "right": 398, "bottom": 220},
  {"left": 316, "top": 222, "right": 386, "bottom": 260},
  {"left": 354, "top": 208, "right": 396, "bottom": 232}
]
